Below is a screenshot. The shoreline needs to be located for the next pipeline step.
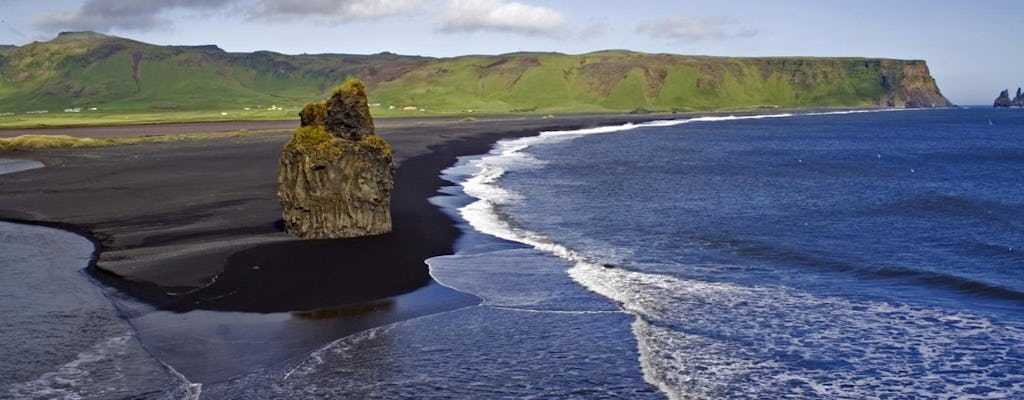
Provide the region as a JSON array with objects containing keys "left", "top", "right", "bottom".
[
  {"left": 0, "top": 114, "right": 672, "bottom": 383},
  {"left": 0, "top": 114, "right": 672, "bottom": 313},
  {"left": 0, "top": 108, "right": 904, "bottom": 313},
  {"left": 0, "top": 107, "right": 906, "bottom": 138},
  {"left": 0, "top": 114, "right": 674, "bottom": 383},
  {"left": 5, "top": 107, "right": 1014, "bottom": 396}
]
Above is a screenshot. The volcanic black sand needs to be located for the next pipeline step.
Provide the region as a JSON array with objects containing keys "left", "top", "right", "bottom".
[{"left": 0, "top": 114, "right": 667, "bottom": 382}]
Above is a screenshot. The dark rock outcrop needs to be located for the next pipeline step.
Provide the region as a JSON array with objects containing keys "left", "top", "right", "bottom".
[
  {"left": 994, "top": 87, "right": 1024, "bottom": 108},
  {"left": 278, "top": 79, "right": 395, "bottom": 239},
  {"left": 994, "top": 89, "right": 1012, "bottom": 107},
  {"left": 875, "top": 60, "right": 953, "bottom": 108}
]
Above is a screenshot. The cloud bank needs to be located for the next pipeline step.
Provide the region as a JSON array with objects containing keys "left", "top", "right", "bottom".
[
  {"left": 248, "top": 0, "right": 423, "bottom": 22},
  {"left": 34, "top": 0, "right": 235, "bottom": 32},
  {"left": 33, "top": 0, "right": 422, "bottom": 32},
  {"left": 436, "top": 0, "right": 566, "bottom": 37},
  {"left": 32, "top": 0, "right": 569, "bottom": 39},
  {"left": 636, "top": 16, "right": 756, "bottom": 42}
]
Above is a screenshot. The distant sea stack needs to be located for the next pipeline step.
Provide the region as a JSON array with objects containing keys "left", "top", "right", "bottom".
[
  {"left": 278, "top": 78, "right": 395, "bottom": 239},
  {"left": 993, "top": 88, "right": 1024, "bottom": 108}
]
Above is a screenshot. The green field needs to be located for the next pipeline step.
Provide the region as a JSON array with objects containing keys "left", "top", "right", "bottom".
[
  {"left": 0, "top": 129, "right": 290, "bottom": 151},
  {"left": 0, "top": 32, "right": 952, "bottom": 128},
  {"left": 0, "top": 109, "right": 299, "bottom": 128}
]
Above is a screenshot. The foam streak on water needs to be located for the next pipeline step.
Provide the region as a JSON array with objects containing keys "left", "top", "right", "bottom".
[
  {"left": 457, "top": 110, "right": 904, "bottom": 265},
  {"left": 571, "top": 262, "right": 1024, "bottom": 399},
  {"left": 455, "top": 109, "right": 1024, "bottom": 399},
  {"left": 7, "top": 333, "right": 201, "bottom": 400},
  {"left": 459, "top": 109, "right": 900, "bottom": 224},
  {"left": 208, "top": 298, "right": 658, "bottom": 398},
  {"left": 1, "top": 164, "right": 195, "bottom": 399}
]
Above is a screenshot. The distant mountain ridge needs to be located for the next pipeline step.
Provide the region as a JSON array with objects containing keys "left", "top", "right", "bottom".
[{"left": 0, "top": 31, "right": 953, "bottom": 114}]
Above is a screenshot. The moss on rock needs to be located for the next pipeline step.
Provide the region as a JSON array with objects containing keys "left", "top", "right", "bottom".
[
  {"left": 323, "top": 78, "right": 375, "bottom": 141},
  {"left": 278, "top": 78, "right": 395, "bottom": 239},
  {"left": 299, "top": 101, "right": 327, "bottom": 127}
]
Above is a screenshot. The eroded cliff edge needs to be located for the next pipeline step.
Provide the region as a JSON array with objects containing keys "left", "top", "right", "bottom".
[
  {"left": 873, "top": 60, "right": 952, "bottom": 108},
  {"left": 278, "top": 79, "right": 395, "bottom": 239},
  {"left": 0, "top": 32, "right": 953, "bottom": 113}
]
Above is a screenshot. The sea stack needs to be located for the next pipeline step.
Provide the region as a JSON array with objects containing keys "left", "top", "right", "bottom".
[
  {"left": 994, "top": 89, "right": 1012, "bottom": 108},
  {"left": 278, "top": 78, "right": 395, "bottom": 238}
]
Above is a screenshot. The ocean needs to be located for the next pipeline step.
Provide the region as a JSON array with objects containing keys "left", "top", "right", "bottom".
[
  {"left": 436, "top": 107, "right": 1024, "bottom": 398},
  {"left": 0, "top": 160, "right": 198, "bottom": 399},
  {"left": 3, "top": 108, "right": 1023, "bottom": 399},
  {"left": 0, "top": 220, "right": 199, "bottom": 399},
  {"left": 212, "top": 107, "right": 1024, "bottom": 398}
]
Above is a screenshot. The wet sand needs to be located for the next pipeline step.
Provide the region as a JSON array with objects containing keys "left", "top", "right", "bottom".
[
  {"left": 0, "top": 114, "right": 665, "bottom": 312},
  {"left": 0, "top": 114, "right": 667, "bottom": 382},
  {"left": 0, "top": 120, "right": 299, "bottom": 138}
]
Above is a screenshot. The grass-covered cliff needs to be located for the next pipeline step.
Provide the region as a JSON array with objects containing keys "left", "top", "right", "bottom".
[{"left": 0, "top": 31, "right": 952, "bottom": 119}]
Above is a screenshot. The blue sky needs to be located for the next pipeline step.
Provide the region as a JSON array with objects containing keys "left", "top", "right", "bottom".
[{"left": 2, "top": 0, "right": 1022, "bottom": 105}]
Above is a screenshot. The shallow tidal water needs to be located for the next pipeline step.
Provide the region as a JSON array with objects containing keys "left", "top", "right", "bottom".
[{"left": 0, "top": 220, "right": 198, "bottom": 399}]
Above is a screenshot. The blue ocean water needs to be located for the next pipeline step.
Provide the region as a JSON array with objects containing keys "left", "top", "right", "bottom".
[{"left": 438, "top": 108, "right": 1024, "bottom": 398}]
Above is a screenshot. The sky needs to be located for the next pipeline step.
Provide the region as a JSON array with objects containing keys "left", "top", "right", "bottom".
[{"left": 2, "top": 0, "right": 1022, "bottom": 105}]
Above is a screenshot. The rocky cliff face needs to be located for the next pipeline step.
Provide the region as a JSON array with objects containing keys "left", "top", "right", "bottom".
[
  {"left": 876, "top": 60, "right": 953, "bottom": 108},
  {"left": 278, "top": 79, "right": 394, "bottom": 239},
  {"left": 994, "top": 90, "right": 1012, "bottom": 107},
  {"left": 0, "top": 32, "right": 955, "bottom": 113},
  {"left": 994, "top": 87, "right": 1024, "bottom": 108}
]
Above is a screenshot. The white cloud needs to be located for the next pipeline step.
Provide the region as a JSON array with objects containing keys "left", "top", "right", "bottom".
[
  {"left": 579, "top": 20, "right": 609, "bottom": 40},
  {"left": 248, "top": 0, "right": 423, "bottom": 22},
  {"left": 436, "top": 0, "right": 566, "bottom": 37},
  {"left": 35, "top": 0, "right": 235, "bottom": 32},
  {"left": 636, "top": 16, "right": 756, "bottom": 42},
  {"left": 33, "top": 0, "right": 423, "bottom": 33}
]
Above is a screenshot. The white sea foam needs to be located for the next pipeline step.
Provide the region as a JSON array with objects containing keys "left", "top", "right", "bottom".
[
  {"left": 6, "top": 333, "right": 199, "bottom": 400},
  {"left": 570, "top": 261, "right": 1024, "bottom": 399},
  {"left": 216, "top": 306, "right": 659, "bottom": 399},
  {"left": 454, "top": 108, "right": 1024, "bottom": 399},
  {"left": 7, "top": 335, "right": 133, "bottom": 400},
  {"left": 161, "top": 362, "right": 202, "bottom": 400},
  {"left": 2, "top": 167, "right": 192, "bottom": 398},
  {"left": 457, "top": 109, "right": 901, "bottom": 264}
]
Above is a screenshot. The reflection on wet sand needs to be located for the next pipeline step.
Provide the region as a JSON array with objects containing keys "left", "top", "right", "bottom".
[
  {"left": 292, "top": 299, "right": 397, "bottom": 320},
  {"left": 125, "top": 281, "right": 478, "bottom": 383}
]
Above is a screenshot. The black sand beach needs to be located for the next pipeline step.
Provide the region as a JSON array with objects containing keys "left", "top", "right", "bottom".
[{"left": 0, "top": 114, "right": 665, "bottom": 382}]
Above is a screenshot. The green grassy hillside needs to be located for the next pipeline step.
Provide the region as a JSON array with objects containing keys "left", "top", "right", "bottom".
[{"left": 0, "top": 32, "right": 952, "bottom": 124}]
